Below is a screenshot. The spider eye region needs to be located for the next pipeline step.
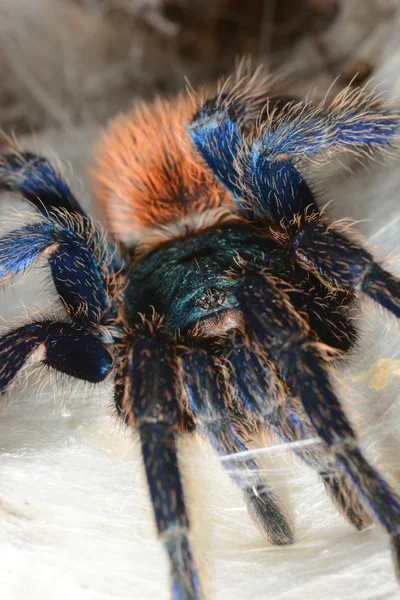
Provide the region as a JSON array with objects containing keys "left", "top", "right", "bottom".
[{"left": 195, "top": 288, "right": 226, "bottom": 311}]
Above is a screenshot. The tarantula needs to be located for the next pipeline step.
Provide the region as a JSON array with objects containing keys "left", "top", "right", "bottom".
[{"left": 1, "top": 68, "right": 400, "bottom": 599}]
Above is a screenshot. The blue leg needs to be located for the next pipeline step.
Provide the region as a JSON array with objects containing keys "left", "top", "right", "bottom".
[
  {"left": 228, "top": 338, "right": 370, "bottom": 530},
  {"left": 189, "top": 87, "right": 399, "bottom": 223},
  {"left": 256, "top": 88, "right": 399, "bottom": 158},
  {"left": 288, "top": 283, "right": 356, "bottom": 352},
  {"left": 0, "top": 220, "right": 114, "bottom": 325},
  {"left": 181, "top": 347, "right": 293, "bottom": 545},
  {"left": 268, "top": 402, "right": 371, "bottom": 530},
  {"left": 0, "top": 321, "right": 113, "bottom": 392},
  {"left": 292, "top": 221, "right": 400, "bottom": 319},
  {"left": 0, "top": 151, "right": 84, "bottom": 217},
  {"left": 189, "top": 96, "right": 317, "bottom": 222},
  {"left": 116, "top": 330, "right": 199, "bottom": 600},
  {"left": 239, "top": 272, "right": 400, "bottom": 574},
  {"left": 0, "top": 151, "right": 124, "bottom": 272}
]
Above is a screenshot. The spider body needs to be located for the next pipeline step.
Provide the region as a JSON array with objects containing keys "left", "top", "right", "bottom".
[
  {"left": 126, "top": 224, "right": 279, "bottom": 333},
  {"left": 125, "top": 223, "right": 356, "bottom": 352},
  {"left": 1, "top": 69, "right": 400, "bottom": 599}
]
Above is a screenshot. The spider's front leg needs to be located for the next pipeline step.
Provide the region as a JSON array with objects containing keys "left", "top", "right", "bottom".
[
  {"left": 114, "top": 324, "right": 294, "bottom": 600},
  {"left": 228, "top": 337, "right": 371, "bottom": 531},
  {"left": 0, "top": 321, "right": 113, "bottom": 392},
  {"left": 181, "top": 347, "right": 294, "bottom": 546},
  {"left": 267, "top": 401, "right": 372, "bottom": 531},
  {"left": 115, "top": 325, "right": 199, "bottom": 600},
  {"left": 239, "top": 272, "right": 400, "bottom": 578}
]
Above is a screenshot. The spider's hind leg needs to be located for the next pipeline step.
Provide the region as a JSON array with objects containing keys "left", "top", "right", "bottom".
[
  {"left": 189, "top": 93, "right": 317, "bottom": 223},
  {"left": 190, "top": 80, "right": 399, "bottom": 224},
  {"left": 181, "top": 347, "right": 294, "bottom": 546},
  {"left": 0, "top": 220, "right": 113, "bottom": 325},
  {"left": 0, "top": 150, "right": 124, "bottom": 272}
]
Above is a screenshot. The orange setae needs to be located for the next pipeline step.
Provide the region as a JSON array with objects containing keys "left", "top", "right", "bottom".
[{"left": 91, "top": 93, "right": 233, "bottom": 245}]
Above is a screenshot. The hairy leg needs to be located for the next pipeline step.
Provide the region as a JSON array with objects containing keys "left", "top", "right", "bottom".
[
  {"left": 238, "top": 271, "right": 400, "bottom": 576},
  {"left": 0, "top": 320, "right": 113, "bottom": 392},
  {"left": 227, "top": 334, "right": 370, "bottom": 531},
  {"left": 189, "top": 83, "right": 399, "bottom": 223},
  {"left": 0, "top": 150, "right": 124, "bottom": 306},
  {"left": 290, "top": 219, "right": 400, "bottom": 319},
  {"left": 0, "top": 217, "right": 116, "bottom": 325},
  {"left": 115, "top": 326, "right": 199, "bottom": 600},
  {"left": 181, "top": 346, "right": 293, "bottom": 545},
  {"left": 267, "top": 402, "right": 371, "bottom": 531},
  {"left": 0, "top": 151, "right": 84, "bottom": 217},
  {"left": 189, "top": 94, "right": 317, "bottom": 222},
  {"left": 285, "top": 278, "right": 356, "bottom": 352}
]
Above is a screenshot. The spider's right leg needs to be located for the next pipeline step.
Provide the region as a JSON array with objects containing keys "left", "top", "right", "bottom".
[
  {"left": 115, "top": 327, "right": 199, "bottom": 600},
  {"left": 189, "top": 92, "right": 318, "bottom": 222},
  {"left": 228, "top": 339, "right": 371, "bottom": 531},
  {"left": 268, "top": 402, "right": 372, "bottom": 531},
  {"left": 0, "top": 321, "right": 113, "bottom": 393},
  {"left": 239, "top": 272, "right": 400, "bottom": 576},
  {"left": 180, "top": 347, "right": 294, "bottom": 546},
  {"left": 189, "top": 83, "right": 399, "bottom": 224}
]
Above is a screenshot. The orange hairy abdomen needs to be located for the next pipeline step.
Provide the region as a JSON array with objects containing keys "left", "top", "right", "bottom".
[{"left": 91, "top": 93, "right": 232, "bottom": 245}]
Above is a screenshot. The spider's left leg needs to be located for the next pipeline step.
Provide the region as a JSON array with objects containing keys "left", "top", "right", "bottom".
[
  {"left": 115, "top": 328, "right": 199, "bottom": 600},
  {"left": 239, "top": 272, "right": 400, "bottom": 576},
  {"left": 180, "top": 347, "right": 293, "bottom": 545},
  {"left": 0, "top": 150, "right": 124, "bottom": 271}
]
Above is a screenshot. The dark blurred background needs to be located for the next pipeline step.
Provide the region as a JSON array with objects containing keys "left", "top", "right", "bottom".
[{"left": 1, "top": 0, "right": 399, "bottom": 134}]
